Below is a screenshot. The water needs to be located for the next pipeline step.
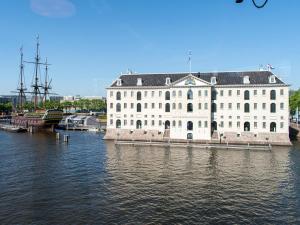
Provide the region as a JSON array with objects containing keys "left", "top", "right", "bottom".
[{"left": 0, "top": 130, "right": 300, "bottom": 224}]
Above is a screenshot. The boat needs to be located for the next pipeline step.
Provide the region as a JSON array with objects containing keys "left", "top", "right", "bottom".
[{"left": 10, "top": 37, "right": 63, "bottom": 131}]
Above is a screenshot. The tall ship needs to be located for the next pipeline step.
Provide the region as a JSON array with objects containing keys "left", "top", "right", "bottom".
[{"left": 11, "top": 37, "right": 63, "bottom": 131}]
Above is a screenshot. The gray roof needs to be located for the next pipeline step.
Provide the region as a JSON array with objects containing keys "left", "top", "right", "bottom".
[{"left": 110, "top": 71, "right": 285, "bottom": 87}]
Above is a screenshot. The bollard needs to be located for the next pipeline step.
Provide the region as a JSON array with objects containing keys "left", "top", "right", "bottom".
[
  {"left": 64, "top": 135, "right": 69, "bottom": 143},
  {"left": 56, "top": 133, "right": 60, "bottom": 140}
]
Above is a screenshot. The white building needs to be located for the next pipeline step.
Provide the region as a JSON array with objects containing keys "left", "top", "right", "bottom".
[{"left": 104, "top": 71, "right": 291, "bottom": 145}]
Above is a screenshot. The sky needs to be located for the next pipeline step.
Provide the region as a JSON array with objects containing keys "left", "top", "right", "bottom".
[{"left": 0, "top": 0, "right": 299, "bottom": 97}]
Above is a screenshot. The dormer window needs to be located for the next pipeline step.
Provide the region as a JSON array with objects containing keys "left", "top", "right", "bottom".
[
  {"left": 269, "top": 75, "right": 276, "bottom": 84},
  {"left": 211, "top": 76, "right": 217, "bottom": 85},
  {"left": 137, "top": 78, "right": 142, "bottom": 86},
  {"left": 165, "top": 77, "right": 171, "bottom": 85},
  {"left": 243, "top": 76, "right": 250, "bottom": 84},
  {"left": 116, "top": 79, "right": 122, "bottom": 86}
]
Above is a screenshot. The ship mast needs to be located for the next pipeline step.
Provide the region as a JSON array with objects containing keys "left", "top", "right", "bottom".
[
  {"left": 43, "top": 58, "right": 52, "bottom": 105},
  {"left": 32, "top": 35, "right": 41, "bottom": 110},
  {"left": 17, "top": 47, "right": 27, "bottom": 112}
]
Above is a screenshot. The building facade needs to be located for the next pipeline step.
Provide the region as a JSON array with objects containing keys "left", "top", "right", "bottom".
[{"left": 104, "top": 71, "right": 290, "bottom": 145}]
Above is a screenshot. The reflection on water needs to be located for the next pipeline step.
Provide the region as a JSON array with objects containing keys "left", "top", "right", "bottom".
[{"left": 0, "top": 131, "right": 299, "bottom": 224}]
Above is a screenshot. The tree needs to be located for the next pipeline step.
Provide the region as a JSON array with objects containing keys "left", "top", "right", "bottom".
[{"left": 290, "top": 89, "right": 300, "bottom": 115}]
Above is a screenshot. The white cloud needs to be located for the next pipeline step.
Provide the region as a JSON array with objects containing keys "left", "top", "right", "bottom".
[{"left": 30, "top": 0, "right": 76, "bottom": 18}]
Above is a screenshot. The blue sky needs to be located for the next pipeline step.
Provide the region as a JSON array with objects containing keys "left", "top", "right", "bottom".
[{"left": 0, "top": 0, "right": 299, "bottom": 96}]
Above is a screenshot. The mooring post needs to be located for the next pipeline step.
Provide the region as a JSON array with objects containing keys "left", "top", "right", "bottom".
[{"left": 64, "top": 135, "right": 69, "bottom": 143}]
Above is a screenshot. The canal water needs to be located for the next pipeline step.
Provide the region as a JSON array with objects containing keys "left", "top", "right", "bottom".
[{"left": 0, "top": 131, "right": 299, "bottom": 224}]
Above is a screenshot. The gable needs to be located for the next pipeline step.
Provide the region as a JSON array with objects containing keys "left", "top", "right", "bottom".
[{"left": 173, "top": 75, "right": 211, "bottom": 87}]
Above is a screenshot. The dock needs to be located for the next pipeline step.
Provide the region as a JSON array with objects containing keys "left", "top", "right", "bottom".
[{"left": 114, "top": 140, "right": 272, "bottom": 151}]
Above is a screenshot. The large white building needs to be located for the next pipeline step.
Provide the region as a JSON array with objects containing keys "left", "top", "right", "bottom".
[{"left": 104, "top": 71, "right": 291, "bottom": 145}]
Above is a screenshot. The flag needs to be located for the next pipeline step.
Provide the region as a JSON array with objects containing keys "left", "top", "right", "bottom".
[{"left": 267, "top": 64, "right": 275, "bottom": 70}]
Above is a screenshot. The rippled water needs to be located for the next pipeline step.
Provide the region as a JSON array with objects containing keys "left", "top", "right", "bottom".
[{"left": 0, "top": 131, "right": 300, "bottom": 224}]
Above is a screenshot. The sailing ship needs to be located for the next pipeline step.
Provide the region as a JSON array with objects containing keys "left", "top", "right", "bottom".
[{"left": 11, "top": 37, "right": 63, "bottom": 131}]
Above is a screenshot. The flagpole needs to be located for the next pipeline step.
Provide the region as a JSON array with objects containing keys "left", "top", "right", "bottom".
[{"left": 188, "top": 50, "right": 192, "bottom": 74}]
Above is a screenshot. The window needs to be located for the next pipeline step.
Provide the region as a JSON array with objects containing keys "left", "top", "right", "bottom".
[
  {"left": 254, "top": 122, "right": 257, "bottom": 129},
  {"left": 237, "top": 103, "right": 240, "bottom": 110},
  {"left": 220, "top": 90, "right": 224, "bottom": 96},
  {"left": 116, "top": 91, "right": 121, "bottom": 100},
  {"left": 130, "top": 120, "right": 134, "bottom": 126},
  {"left": 229, "top": 121, "right": 232, "bottom": 128},
  {"left": 237, "top": 90, "right": 240, "bottom": 96},
  {"left": 198, "top": 103, "right": 202, "bottom": 110},
  {"left": 131, "top": 91, "right": 134, "bottom": 97},
  {"left": 205, "top": 121, "right": 208, "bottom": 128},
  {"left": 270, "top": 122, "right": 276, "bottom": 132},
  {"left": 204, "top": 90, "right": 208, "bottom": 96},
  {"left": 124, "top": 103, "right": 127, "bottom": 109},
  {"left": 110, "top": 103, "right": 113, "bottom": 109},
  {"left": 198, "top": 90, "right": 201, "bottom": 97},
  {"left": 244, "top": 103, "right": 250, "bottom": 113},
  {"left": 179, "top": 120, "right": 182, "bottom": 128},
  {"left": 137, "top": 103, "right": 141, "bottom": 112},
  {"left": 270, "top": 90, "right": 276, "bottom": 100},
  {"left": 198, "top": 121, "right": 202, "bottom": 128},
  {"left": 116, "top": 119, "right": 121, "bottom": 128},
  {"left": 212, "top": 90, "right": 217, "bottom": 100},
  {"left": 110, "top": 119, "right": 113, "bottom": 125},
  {"left": 144, "top": 103, "right": 148, "bottom": 109},
  {"left": 254, "top": 90, "right": 257, "bottom": 96},
  {"left": 159, "top": 120, "right": 162, "bottom": 126},
  {"left": 243, "top": 76, "right": 250, "bottom": 84},
  {"left": 131, "top": 103, "right": 134, "bottom": 109},
  {"left": 211, "top": 76, "right": 217, "bottom": 85},
  {"left": 220, "top": 121, "right": 224, "bottom": 128},
  {"left": 124, "top": 91, "right": 127, "bottom": 97},
  {"left": 280, "top": 89, "right": 284, "bottom": 95},
  {"left": 124, "top": 120, "right": 127, "bottom": 126},
  {"left": 280, "top": 122, "right": 284, "bottom": 129},
  {"left": 152, "top": 103, "right": 155, "bottom": 109},
  {"left": 187, "top": 121, "right": 193, "bottom": 131},
  {"left": 151, "top": 91, "right": 154, "bottom": 97},
  {"left": 254, "top": 103, "right": 257, "bottom": 110},
  {"left": 152, "top": 120, "right": 155, "bottom": 126},
  {"left": 165, "top": 91, "right": 170, "bottom": 100},
  {"left": 144, "top": 120, "right": 148, "bottom": 126},
  {"left": 237, "top": 122, "right": 240, "bottom": 128},
  {"left": 187, "top": 103, "right": 193, "bottom": 112},
  {"left": 137, "top": 91, "right": 142, "bottom": 100},
  {"left": 187, "top": 89, "right": 193, "bottom": 100},
  {"left": 110, "top": 91, "right": 113, "bottom": 97},
  {"left": 204, "top": 103, "right": 208, "bottom": 110},
  {"left": 116, "top": 103, "right": 121, "bottom": 112},
  {"left": 172, "top": 120, "right": 176, "bottom": 127},
  {"left": 228, "top": 90, "right": 232, "bottom": 96},
  {"left": 271, "top": 103, "right": 276, "bottom": 113},
  {"left": 178, "top": 90, "right": 182, "bottom": 97},
  {"left": 178, "top": 103, "right": 182, "bottom": 109},
  {"left": 263, "top": 122, "right": 266, "bottom": 129},
  {"left": 165, "top": 103, "right": 170, "bottom": 112},
  {"left": 269, "top": 75, "right": 276, "bottom": 84},
  {"left": 137, "top": 78, "right": 142, "bottom": 86},
  {"left": 165, "top": 77, "right": 171, "bottom": 85},
  {"left": 262, "top": 103, "right": 266, "bottom": 110},
  {"left": 280, "top": 103, "right": 284, "bottom": 110},
  {"left": 244, "top": 122, "right": 250, "bottom": 131},
  {"left": 228, "top": 103, "right": 232, "bottom": 110},
  {"left": 172, "top": 103, "right": 176, "bottom": 110},
  {"left": 144, "top": 91, "right": 148, "bottom": 97},
  {"left": 159, "top": 91, "right": 162, "bottom": 97},
  {"left": 172, "top": 90, "right": 176, "bottom": 97},
  {"left": 262, "top": 90, "right": 266, "bottom": 95},
  {"left": 244, "top": 90, "right": 250, "bottom": 100},
  {"left": 116, "top": 79, "right": 122, "bottom": 86},
  {"left": 212, "top": 103, "right": 217, "bottom": 113},
  {"left": 220, "top": 103, "right": 224, "bottom": 109},
  {"left": 159, "top": 103, "right": 162, "bottom": 109}
]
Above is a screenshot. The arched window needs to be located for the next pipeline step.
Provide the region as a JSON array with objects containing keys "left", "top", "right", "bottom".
[
  {"left": 271, "top": 103, "right": 276, "bottom": 113},
  {"left": 165, "top": 91, "right": 170, "bottom": 100},
  {"left": 116, "top": 91, "right": 121, "bottom": 100},
  {"left": 172, "top": 103, "right": 176, "bottom": 110},
  {"left": 244, "top": 103, "right": 250, "bottom": 113},
  {"left": 187, "top": 121, "right": 193, "bottom": 131},
  {"left": 178, "top": 103, "right": 182, "bottom": 109},
  {"left": 270, "top": 122, "right": 276, "bottom": 132},
  {"left": 116, "top": 119, "right": 121, "bottom": 128},
  {"left": 212, "top": 121, "right": 217, "bottom": 131},
  {"left": 116, "top": 103, "right": 121, "bottom": 112},
  {"left": 270, "top": 90, "right": 276, "bottom": 100},
  {"left": 136, "top": 120, "right": 142, "bottom": 129},
  {"left": 187, "top": 89, "right": 193, "bottom": 100},
  {"left": 172, "top": 90, "right": 176, "bottom": 97},
  {"left": 212, "top": 103, "right": 217, "bottom": 113},
  {"left": 165, "top": 120, "right": 170, "bottom": 129},
  {"left": 244, "top": 90, "right": 250, "bottom": 100},
  {"left": 172, "top": 120, "right": 176, "bottom": 127},
  {"left": 137, "top": 91, "right": 142, "bottom": 100},
  {"left": 187, "top": 103, "right": 193, "bottom": 112},
  {"left": 178, "top": 120, "right": 182, "bottom": 127},
  {"left": 165, "top": 103, "right": 170, "bottom": 112},
  {"left": 212, "top": 90, "right": 217, "bottom": 100},
  {"left": 137, "top": 103, "right": 141, "bottom": 112},
  {"left": 244, "top": 122, "right": 250, "bottom": 131}
]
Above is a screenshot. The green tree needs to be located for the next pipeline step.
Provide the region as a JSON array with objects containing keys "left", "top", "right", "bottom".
[{"left": 290, "top": 89, "right": 300, "bottom": 115}]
